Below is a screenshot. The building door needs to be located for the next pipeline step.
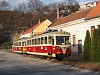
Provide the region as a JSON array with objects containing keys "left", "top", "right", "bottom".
[{"left": 78, "top": 40, "right": 82, "bottom": 54}]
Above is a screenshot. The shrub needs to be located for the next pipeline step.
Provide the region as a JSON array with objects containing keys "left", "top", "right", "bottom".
[
  {"left": 83, "top": 30, "right": 91, "bottom": 61},
  {"left": 90, "top": 29, "right": 100, "bottom": 62},
  {"left": 1, "top": 41, "right": 12, "bottom": 49}
]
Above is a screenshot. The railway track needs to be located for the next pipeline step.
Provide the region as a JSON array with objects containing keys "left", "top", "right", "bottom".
[{"left": 11, "top": 51, "right": 68, "bottom": 63}]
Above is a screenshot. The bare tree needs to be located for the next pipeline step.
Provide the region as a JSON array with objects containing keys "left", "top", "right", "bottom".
[
  {"left": 14, "top": 2, "right": 28, "bottom": 13},
  {"left": 11, "top": 31, "right": 20, "bottom": 41},
  {"left": 0, "top": 24, "right": 3, "bottom": 29},
  {"left": 48, "top": 3, "right": 57, "bottom": 11},
  {"left": 61, "top": 0, "right": 78, "bottom": 6},
  {"left": 0, "top": 0, "right": 10, "bottom": 10},
  {"left": 59, "top": 0, "right": 80, "bottom": 15},
  {"left": 27, "top": 0, "right": 43, "bottom": 12}
]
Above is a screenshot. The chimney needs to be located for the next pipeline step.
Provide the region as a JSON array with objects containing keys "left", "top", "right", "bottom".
[{"left": 57, "top": 7, "right": 60, "bottom": 19}]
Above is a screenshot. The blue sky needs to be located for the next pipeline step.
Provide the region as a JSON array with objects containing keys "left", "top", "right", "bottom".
[
  {"left": 42, "top": 0, "right": 97, "bottom": 4},
  {"left": 0, "top": 0, "right": 97, "bottom": 7}
]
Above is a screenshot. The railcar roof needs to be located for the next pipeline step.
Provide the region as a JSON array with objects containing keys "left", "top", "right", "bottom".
[
  {"left": 13, "top": 31, "right": 70, "bottom": 42},
  {"left": 42, "top": 31, "right": 70, "bottom": 35},
  {"left": 31, "top": 31, "right": 70, "bottom": 38}
]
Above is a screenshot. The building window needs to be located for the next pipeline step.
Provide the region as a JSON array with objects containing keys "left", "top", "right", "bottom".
[
  {"left": 91, "top": 26, "right": 95, "bottom": 37},
  {"left": 73, "top": 35, "right": 76, "bottom": 46},
  {"left": 97, "top": 25, "right": 100, "bottom": 29}
]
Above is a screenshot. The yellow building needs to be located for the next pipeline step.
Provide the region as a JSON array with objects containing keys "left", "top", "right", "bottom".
[{"left": 20, "top": 19, "right": 52, "bottom": 38}]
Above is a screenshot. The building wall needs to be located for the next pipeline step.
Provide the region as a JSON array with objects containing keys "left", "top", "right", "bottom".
[
  {"left": 51, "top": 17, "right": 100, "bottom": 53},
  {"left": 34, "top": 19, "right": 52, "bottom": 34},
  {"left": 20, "top": 19, "right": 52, "bottom": 38},
  {"left": 80, "top": 1, "right": 97, "bottom": 10}
]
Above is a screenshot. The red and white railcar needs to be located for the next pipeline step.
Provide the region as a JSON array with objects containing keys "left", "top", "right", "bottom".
[{"left": 12, "top": 31, "right": 72, "bottom": 59}]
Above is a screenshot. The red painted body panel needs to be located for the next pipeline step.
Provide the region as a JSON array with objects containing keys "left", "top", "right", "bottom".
[
  {"left": 12, "top": 46, "right": 72, "bottom": 58},
  {"left": 12, "top": 45, "right": 65, "bottom": 56},
  {"left": 25, "top": 46, "right": 64, "bottom": 54},
  {"left": 12, "top": 47, "right": 23, "bottom": 52}
]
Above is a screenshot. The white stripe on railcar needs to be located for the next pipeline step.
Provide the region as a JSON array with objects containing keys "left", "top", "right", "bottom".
[
  {"left": 13, "top": 51, "right": 22, "bottom": 53},
  {"left": 27, "top": 52, "right": 56, "bottom": 57}
]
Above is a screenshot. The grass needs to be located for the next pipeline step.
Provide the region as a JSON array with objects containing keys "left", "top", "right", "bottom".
[{"left": 63, "top": 59, "right": 100, "bottom": 72}]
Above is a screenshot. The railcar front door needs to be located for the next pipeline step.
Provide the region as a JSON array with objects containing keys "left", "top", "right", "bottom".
[{"left": 22, "top": 41, "right": 26, "bottom": 53}]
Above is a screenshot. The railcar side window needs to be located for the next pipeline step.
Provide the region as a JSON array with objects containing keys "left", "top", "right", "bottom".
[
  {"left": 19, "top": 42, "right": 21, "bottom": 46},
  {"left": 48, "top": 36, "right": 54, "bottom": 45},
  {"left": 45, "top": 37, "right": 47, "bottom": 44},
  {"left": 52, "top": 36, "right": 54, "bottom": 45},
  {"left": 41, "top": 37, "right": 43, "bottom": 44},
  {"left": 48, "top": 36, "right": 51, "bottom": 44},
  {"left": 22, "top": 42, "right": 24, "bottom": 46},
  {"left": 35, "top": 39, "right": 37, "bottom": 45},
  {"left": 32, "top": 39, "right": 35, "bottom": 45},
  {"left": 27, "top": 40, "right": 31, "bottom": 45},
  {"left": 27, "top": 40, "right": 29, "bottom": 45},
  {"left": 37, "top": 38, "right": 40, "bottom": 44},
  {"left": 29, "top": 40, "right": 31, "bottom": 45},
  {"left": 25, "top": 41, "right": 26, "bottom": 46},
  {"left": 41, "top": 37, "right": 45, "bottom": 44}
]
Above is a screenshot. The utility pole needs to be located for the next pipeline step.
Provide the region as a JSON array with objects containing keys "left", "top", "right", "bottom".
[
  {"left": 31, "top": 20, "right": 33, "bottom": 37},
  {"left": 56, "top": 3, "right": 60, "bottom": 19}
]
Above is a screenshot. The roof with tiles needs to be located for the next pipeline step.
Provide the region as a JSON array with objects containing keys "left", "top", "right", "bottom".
[
  {"left": 50, "top": 8, "right": 91, "bottom": 27},
  {"left": 21, "top": 22, "right": 43, "bottom": 35},
  {"left": 85, "top": 2, "right": 100, "bottom": 19}
]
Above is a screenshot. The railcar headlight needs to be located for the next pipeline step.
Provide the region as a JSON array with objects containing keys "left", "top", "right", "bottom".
[
  {"left": 57, "top": 46, "right": 61, "bottom": 51},
  {"left": 57, "top": 46, "right": 60, "bottom": 49}
]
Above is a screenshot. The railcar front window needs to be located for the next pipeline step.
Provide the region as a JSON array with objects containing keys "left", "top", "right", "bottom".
[{"left": 56, "top": 36, "right": 70, "bottom": 45}]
